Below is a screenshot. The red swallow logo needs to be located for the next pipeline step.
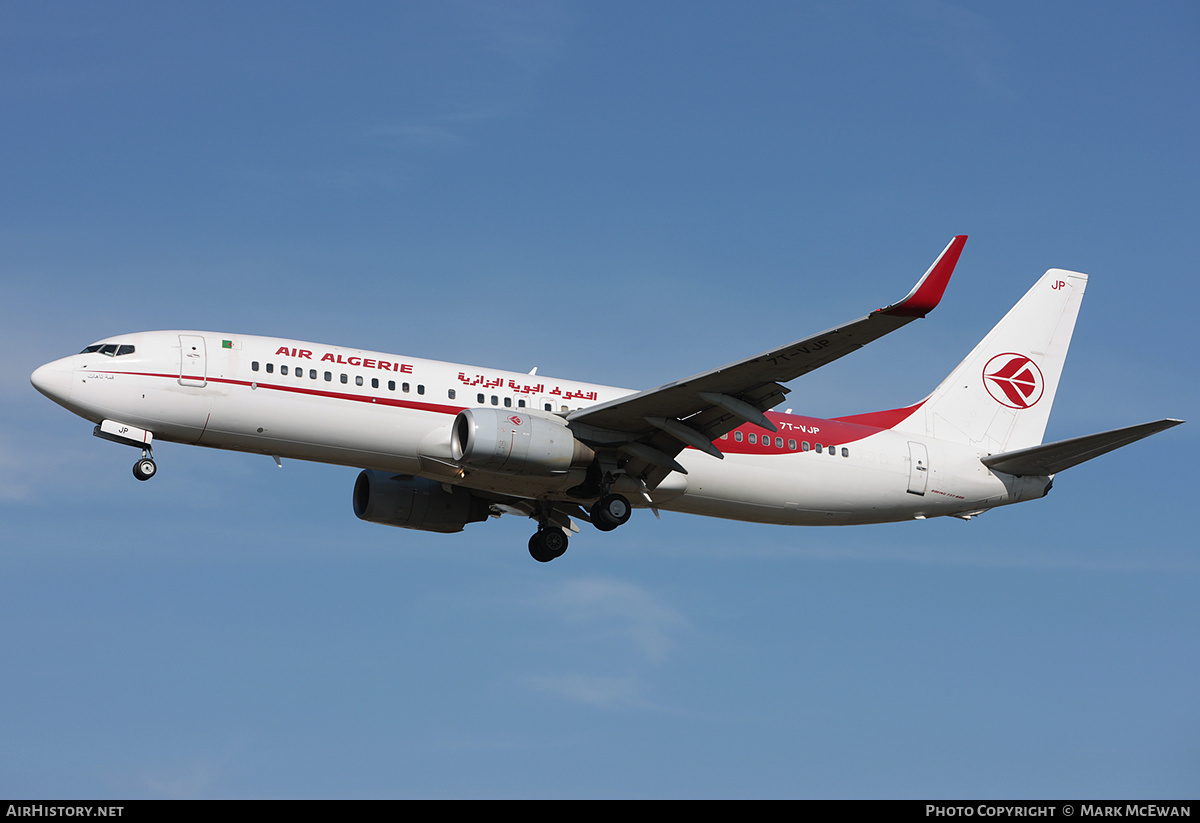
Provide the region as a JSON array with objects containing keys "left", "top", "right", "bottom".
[
  {"left": 983, "top": 353, "right": 1044, "bottom": 409},
  {"left": 509, "top": 415, "right": 524, "bottom": 426}
]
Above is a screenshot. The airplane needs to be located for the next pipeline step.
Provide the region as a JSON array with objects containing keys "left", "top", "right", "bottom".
[{"left": 30, "top": 236, "right": 1183, "bottom": 562}]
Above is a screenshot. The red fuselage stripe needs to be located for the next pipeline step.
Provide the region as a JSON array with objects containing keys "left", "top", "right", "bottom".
[{"left": 97, "top": 370, "right": 898, "bottom": 452}]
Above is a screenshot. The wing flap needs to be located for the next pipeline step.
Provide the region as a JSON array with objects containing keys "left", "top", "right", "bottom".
[{"left": 980, "top": 419, "right": 1184, "bottom": 476}]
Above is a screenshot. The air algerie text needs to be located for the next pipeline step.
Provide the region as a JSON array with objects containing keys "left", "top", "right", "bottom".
[{"left": 274, "top": 347, "right": 412, "bottom": 374}]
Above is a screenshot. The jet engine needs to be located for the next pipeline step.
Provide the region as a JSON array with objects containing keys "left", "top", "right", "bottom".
[
  {"left": 451, "top": 408, "right": 594, "bottom": 474},
  {"left": 353, "top": 470, "right": 489, "bottom": 533}
]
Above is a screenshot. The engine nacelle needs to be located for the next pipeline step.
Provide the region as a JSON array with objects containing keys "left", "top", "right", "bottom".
[
  {"left": 352, "top": 470, "right": 489, "bottom": 533},
  {"left": 451, "top": 408, "right": 595, "bottom": 474}
]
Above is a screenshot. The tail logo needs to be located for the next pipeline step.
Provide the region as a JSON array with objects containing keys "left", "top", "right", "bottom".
[{"left": 983, "top": 353, "right": 1044, "bottom": 409}]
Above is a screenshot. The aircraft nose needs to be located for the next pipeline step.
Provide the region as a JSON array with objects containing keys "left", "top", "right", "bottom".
[{"left": 31, "top": 358, "right": 74, "bottom": 405}]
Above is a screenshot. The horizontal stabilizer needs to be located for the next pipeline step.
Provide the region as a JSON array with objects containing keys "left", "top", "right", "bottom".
[{"left": 981, "top": 419, "right": 1184, "bottom": 476}]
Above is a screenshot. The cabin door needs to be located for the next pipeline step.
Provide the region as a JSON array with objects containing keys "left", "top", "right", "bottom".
[
  {"left": 906, "top": 441, "right": 929, "bottom": 495},
  {"left": 179, "top": 334, "right": 207, "bottom": 387}
]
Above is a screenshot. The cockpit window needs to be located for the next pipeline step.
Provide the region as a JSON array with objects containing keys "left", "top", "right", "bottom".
[{"left": 80, "top": 343, "right": 135, "bottom": 357}]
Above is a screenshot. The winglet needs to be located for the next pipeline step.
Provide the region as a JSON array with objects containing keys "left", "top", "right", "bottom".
[{"left": 876, "top": 235, "right": 967, "bottom": 318}]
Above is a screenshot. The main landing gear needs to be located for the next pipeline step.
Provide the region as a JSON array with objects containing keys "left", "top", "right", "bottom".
[
  {"left": 529, "top": 527, "right": 569, "bottom": 563},
  {"left": 589, "top": 493, "right": 631, "bottom": 532},
  {"left": 526, "top": 492, "right": 633, "bottom": 563}
]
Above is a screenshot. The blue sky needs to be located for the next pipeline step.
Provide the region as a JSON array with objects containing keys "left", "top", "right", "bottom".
[{"left": 2, "top": 1, "right": 1197, "bottom": 799}]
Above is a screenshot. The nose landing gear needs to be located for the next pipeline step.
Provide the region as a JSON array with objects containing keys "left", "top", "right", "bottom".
[
  {"left": 93, "top": 424, "right": 159, "bottom": 484},
  {"left": 133, "top": 452, "right": 157, "bottom": 481},
  {"left": 94, "top": 420, "right": 158, "bottom": 481}
]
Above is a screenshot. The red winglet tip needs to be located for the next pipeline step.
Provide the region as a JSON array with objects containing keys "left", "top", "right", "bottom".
[{"left": 878, "top": 235, "right": 967, "bottom": 318}]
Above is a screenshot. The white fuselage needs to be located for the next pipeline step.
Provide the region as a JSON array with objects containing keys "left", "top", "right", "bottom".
[{"left": 32, "top": 330, "right": 1048, "bottom": 526}]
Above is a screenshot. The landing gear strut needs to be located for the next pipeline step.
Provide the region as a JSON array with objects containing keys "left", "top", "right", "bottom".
[
  {"left": 590, "top": 493, "right": 631, "bottom": 532},
  {"left": 528, "top": 527, "right": 568, "bottom": 563}
]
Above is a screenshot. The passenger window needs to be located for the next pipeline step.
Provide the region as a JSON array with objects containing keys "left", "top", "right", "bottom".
[
  {"left": 788, "top": 439, "right": 796, "bottom": 450},
  {"left": 388, "top": 380, "right": 396, "bottom": 391},
  {"left": 371, "top": 378, "right": 379, "bottom": 389},
  {"left": 448, "top": 389, "right": 455, "bottom": 399},
  {"left": 478, "top": 394, "right": 485, "bottom": 404},
  {"left": 775, "top": 437, "right": 783, "bottom": 448},
  {"left": 815, "top": 444, "right": 823, "bottom": 453},
  {"left": 802, "top": 442, "right": 810, "bottom": 452},
  {"left": 310, "top": 369, "right": 317, "bottom": 379},
  {"left": 355, "top": 376, "right": 363, "bottom": 386},
  {"left": 841, "top": 447, "right": 849, "bottom": 458},
  {"left": 518, "top": 399, "right": 526, "bottom": 407},
  {"left": 266, "top": 363, "right": 274, "bottom": 374},
  {"left": 417, "top": 385, "right": 425, "bottom": 395},
  {"left": 504, "top": 397, "right": 512, "bottom": 407},
  {"left": 749, "top": 433, "right": 757, "bottom": 444},
  {"left": 252, "top": 361, "right": 260, "bottom": 372},
  {"left": 402, "top": 382, "right": 410, "bottom": 393},
  {"left": 340, "top": 374, "right": 348, "bottom": 384},
  {"left": 281, "top": 365, "right": 288, "bottom": 376},
  {"left": 735, "top": 431, "right": 743, "bottom": 442},
  {"left": 324, "top": 371, "right": 332, "bottom": 382},
  {"left": 491, "top": 396, "right": 498, "bottom": 406},
  {"left": 544, "top": 403, "right": 552, "bottom": 411}
]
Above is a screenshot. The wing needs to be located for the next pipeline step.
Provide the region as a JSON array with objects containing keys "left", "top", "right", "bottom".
[{"left": 567, "top": 236, "right": 968, "bottom": 487}]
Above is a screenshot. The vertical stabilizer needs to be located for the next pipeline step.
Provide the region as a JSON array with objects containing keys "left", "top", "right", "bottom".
[{"left": 892, "top": 269, "right": 1087, "bottom": 453}]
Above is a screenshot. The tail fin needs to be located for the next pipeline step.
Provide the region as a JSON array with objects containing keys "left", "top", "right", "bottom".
[{"left": 891, "top": 269, "right": 1087, "bottom": 453}]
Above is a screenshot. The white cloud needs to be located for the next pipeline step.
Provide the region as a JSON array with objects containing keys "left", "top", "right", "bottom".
[
  {"left": 132, "top": 737, "right": 249, "bottom": 799},
  {"left": 538, "top": 575, "right": 687, "bottom": 664},
  {"left": 525, "top": 672, "right": 644, "bottom": 710}
]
